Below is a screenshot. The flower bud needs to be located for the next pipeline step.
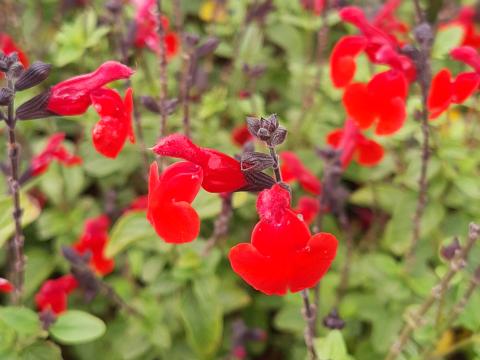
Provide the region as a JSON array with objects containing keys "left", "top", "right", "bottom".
[
  {"left": 241, "top": 151, "right": 274, "bottom": 173},
  {"left": 246, "top": 116, "right": 261, "bottom": 137},
  {"left": 440, "top": 237, "right": 461, "bottom": 261},
  {"left": 256, "top": 127, "right": 271, "bottom": 141},
  {"left": 15, "top": 62, "right": 52, "bottom": 91},
  {"left": 323, "top": 309, "right": 345, "bottom": 330},
  {"left": 269, "top": 126, "right": 287, "bottom": 146},
  {"left": 16, "top": 90, "right": 56, "bottom": 120},
  {"left": 196, "top": 37, "right": 220, "bottom": 58}
]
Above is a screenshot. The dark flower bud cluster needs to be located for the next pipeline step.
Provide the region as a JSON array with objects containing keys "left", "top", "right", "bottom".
[
  {"left": 241, "top": 151, "right": 274, "bottom": 173},
  {"left": 0, "top": 52, "right": 23, "bottom": 76},
  {"left": 246, "top": 114, "right": 287, "bottom": 146},
  {"left": 440, "top": 237, "right": 461, "bottom": 261},
  {"left": 242, "top": 63, "right": 267, "bottom": 79},
  {"left": 323, "top": 308, "right": 346, "bottom": 330}
]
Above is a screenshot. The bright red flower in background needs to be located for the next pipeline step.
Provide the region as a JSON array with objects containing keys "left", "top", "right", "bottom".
[
  {"left": 327, "top": 119, "right": 384, "bottom": 167},
  {"left": 372, "top": 0, "right": 409, "bottom": 39},
  {"left": 0, "top": 278, "right": 13, "bottom": 293},
  {"left": 131, "top": 0, "right": 180, "bottom": 58},
  {"left": 301, "top": 0, "right": 324, "bottom": 15},
  {"left": 91, "top": 87, "right": 135, "bottom": 158},
  {"left": 73, "top": 215, "right": 114, "bottom": 275},
  {"left": 229, "top": 184, "right": 337, "bottom": 295},
  {"left": 449, "top": 7, "right": 480, "bottom": 48},
  {"left": 280, "top": 152, "right": 321, "bottom": 195},
  {"left": 147, "top": 161, "right": 203, "bottom": 243},
  {"left": 232, "top": 124, "right": 254, "bottom": 147},
  {"left": 294, "top": 196, "right": 320, "bottom": 225},
  {"left": 125, "top": 195, "right": 148, "bottom": 213},
  {"left": 35, "top": 275, "right": 78, "bottom": 314},
  {"left": 0, "top": 33, "right": 29, "bottom": 69},
  {"left": 330, "top": 5, "right": 415, "bottom": 89},
  {"left": 31, "top": 133, "right": 82, "bottom": 176},
  {"left": 152, "top": 133, "right": 248, "bottom": 193},
  {"left": 343, "top": 70, "right": 408, "bottom": 135},
  {"left": 428, "top": 46, "right": 480, "bottom": 119},
  {"left": 47, "top": 61, "right": 134, "bottom": 116}
]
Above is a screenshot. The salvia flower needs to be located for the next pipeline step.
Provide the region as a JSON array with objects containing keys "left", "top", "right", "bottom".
[
  {"left": 330, "top": 5, "right": 415, "bottom": 88},
  {"left": 279, "top": 152, "right": 321, "bottom": 195},
  {"left": 372, "top": 0, "right": 409, "bottom": 39},
  {"left": 448, "top": 7, "right": 480, "bottom": 48},
  {"left": 152, "top": 133, "right": 250, "bottom": 193},
  {"left": 73, "top": 215, "right": 114, "bottom": 275},
  {"left": 232, "top": 124, "right": 254, "bottom": 147},
  {"left": 30, "top": 133, "right": 82, "bottom": 177},
  {"left": 342, "top": 69, "right": 408, "bottom": 135},
  {"left": 229, "top": 184, "right": 338, "bottom": 295},
  {"left": 35, "top": 275, "right": 78, "bottom": 314},
  {"left": 125, "top": 195, "right": 148, "bottom": 213},
  {"left": 428, "top": 46, "right": 480, "bottom": 119},
  {"left": 147, "top": 161, "right": 203, "bottom": 243},
  {"left": 326, "top": 119, "right": 384, "bottom": 167},
  {"left": 91, "top": 87, "right": 135, "bottom": 158},
  {"left": 301, "top": 0, "right": 324, "bottom": 15},
  {"left": 0, "top": 278, "right": 13, "bottom": 293},
  {"left": 131, "top": 0, "right": 180, "bottom": 57}
]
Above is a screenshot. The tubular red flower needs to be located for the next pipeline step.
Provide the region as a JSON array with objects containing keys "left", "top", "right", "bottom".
[
  {"left": 73, "top": 215, "right": 114, "bottom": 275},
  {"left": 372, "top": 0, "right": 409, "bottom": 38},
  {"left": 330, "top": 36, "right": 367, "bottom": 88},
  {"left": 152, "top": 133, "right": 248, "bottom": 193},
  {"left": 451, "top": 46, "right": 480, "bottom": 72},
  {"left": 326, "top": 119, "right": 384, "bottom": 167},
  {"left": 449, "top": 7, "right": 480, "bottom": 48},
  {"left": 46, "top": 61, "right": 134, "bottom": 116},
  {"left": 125, "top": 195, "right": 148, "bottom": 213},
  {"left": 35, "top": 275, "right": 78, "bottom": 314},
  {"left": 428, "top": 68, "right": 480, "bottom": 119},
  {"left": 280, "top": 152, "right": 321, "bottom": 195},
  {"left": 229, "top": 184, "right": 337, "bottom": 295},
  {"left": 343, "top": 70, "right": 407, "bottom": 135},
  {"left": 0, "top": 33, "right": 29, "bottom": 68},
  {"left": 0, "top": 278, "right": 13, "bottom": 293},
  {"left": 31, "top": 133, "right": 82, "bottom": 176},
  {"left": 147, "top": 161, "right": 203, "bottom": 244},
  {"left": 131, "top": 0, "right": 180, "bottom": 58},
  {"left": 294, "top": 196, "right": 320, "bottom": 225},
  {"left": 90, "top": 87, "right": 135, "bottom": 158}
]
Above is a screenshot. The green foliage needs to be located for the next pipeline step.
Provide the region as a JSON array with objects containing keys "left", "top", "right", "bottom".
[{"left": 49, "top": 311, "right": 106, "bottom": 345}]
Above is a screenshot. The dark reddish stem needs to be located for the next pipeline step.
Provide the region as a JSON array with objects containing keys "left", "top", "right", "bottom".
[{"left": 5, "top": 75, "right": 25, "bottom": 304}]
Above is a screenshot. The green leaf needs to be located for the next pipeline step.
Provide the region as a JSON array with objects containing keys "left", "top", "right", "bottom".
[
  {"left": 432, "top": 25, "right": 464, "bottom": 59},
  {"left": 20, "top": 341, "right": 62, "bottom": 360},
  {"left": 192, "top": 190, "right": 222, "bottom": 219},
  {"left": 0, "top": 307, "right": 42, "bottom": 337},
  {"left": 314, "top": 330, "right": 355, "bottom": 360},
  {"left": 24, "top": 249, "right": 57, "bottom": 298},
  {"left": 105, "top": 211, "right": 157, "bottom": 258},
  {"left": 180, "top": 277, "right": 222, "bottom": 359},
  {"left": 0, "top": 193, "right": 41, "bottom": 248},
  {"left": 49, "top": 310, "right": 106, "bottom": 345}
]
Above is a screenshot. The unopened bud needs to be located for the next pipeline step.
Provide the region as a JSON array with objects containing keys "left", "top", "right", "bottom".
[
  {"left": 15, "top": 61, "right": 52, "bottom": 91},
  {"left": 0, "top": 87, "right": 14, "bottom": 106}
]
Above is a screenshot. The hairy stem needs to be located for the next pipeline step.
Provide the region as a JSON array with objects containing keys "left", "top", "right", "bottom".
[
  {"left": 180, "top": 44, "right": 194, "bottom": 138},
  {"left": 386, "top": 223, "right": 480, "bottom": 360},
  {"left": 5, "top": 76, "right": 25, "bottom": 304},
  {"left": 202, "top": 193, "right": 233, "bottom": 256}
]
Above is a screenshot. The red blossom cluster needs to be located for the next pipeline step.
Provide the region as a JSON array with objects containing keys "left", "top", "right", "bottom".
[
  {"left": 131, "top": 0, "right": 180, "bottom": 58},
  {"left": 280, "top": 152, "right": 322, "bottom": 195},
  {"left": 35, "top": 275, "right": 78, "bottom": 314}
]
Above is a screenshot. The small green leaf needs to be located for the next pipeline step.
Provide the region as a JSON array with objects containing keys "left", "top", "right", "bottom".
[
  {"left": 105, "top": 211, "right": 157, "bottom": 257},
  {"left": 432, "top": 25, "right": 464, "bottom": 59},
  {"left": 49, "top": 310, "right": 106, "bottom": 344},
  {"left": 0, "top": 307, "right": 42, "bottom": 337},
  {"left": 20, "top": 341, "right": 62, "bottom": 360},
  {"left": 314, "top": 330, "right": 354, "bottom": 360}
]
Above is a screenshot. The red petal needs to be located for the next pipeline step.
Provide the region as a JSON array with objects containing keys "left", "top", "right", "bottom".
[
  {"left": 368, "top": 70, "right": 408, "bottom": 101},
  {"left": 0, "top": 278, "right": 14, "bottom": 293},
  {"left": 375, "top": 97, "right": 406, "bottom": 135},
  {"left": 256, "top": 184, "right": 291, "bottom": 224},
  {"left": 452, "top": 71, "right": 480, "bottom": 103},
  {"left": 343, "top": 83, "right": 376, "bottom": 129},
  {"left": 356, "top": 138, "right": 384, "bottom": 166},
  {"left": 451, "top": 46, "right": 480, "bottom": 72},
  {"left": 151, "top": 203, "right": 200, "bottom": 244},
  {"left": 289, "top": 233, "right": 338, "bottom": 292},
  {"left": 428, "top": 69, "right": 453, "bottom": 119},
  {"left": 326, "top": 129, "right": 343, "bottom": 148},
  {"left": 229, "top": 243, "right": 290, "bottom": 295},
  {"left": 330, "top": 36, "right": 367, "bottom": 88},
  {"left": 294, "top": 196, "right": 320, "bottom": 225},
  {"left": 158, "top": 161, "right": 204, "bottom": 203},
  {"left": 279, "top": 152, "right": 321, "bottom": 195},
  {"left": 124, "top": 88, "right": 135, "bottom": 143}
]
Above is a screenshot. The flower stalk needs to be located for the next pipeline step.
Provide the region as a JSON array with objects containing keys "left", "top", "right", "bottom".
[{"left": 156, "top": 0, "right": 169, "bottom": 151}]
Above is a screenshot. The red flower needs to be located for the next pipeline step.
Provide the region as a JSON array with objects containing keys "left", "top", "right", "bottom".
[
  {"left": 131, "top": 0, "right": 180, "bottom": 58},
  {"left": 73, "top": 215, "right": 114, "bottom": 275},
  {"left": 31, "top": 133, "right": 82, "bottom": 176},
  {"left": 91, "top": 87, "right": 135, "bottom": 158},
  {"left": 35, "top": 275, "right": 78, "bottom": 314},
  {"left": 427, "top": 46, "right": 480, "bottom": 119},
  {"left": 0, "top": 278, "right": 13, "bottom": 293},
  {"left": 152, "top": 134, "right": 248, "bottom": 193},
  {"left": 451, "top": 7, "right": 480, "bottom": 48},
  {"left": 294, "top": 196, "right": 320, "bottom": 225},
  {"left": 47, "top": 61, "right": 134, "bottom": 116},
  {"left": 147, "top": 161, "right": 203, "bottom": 243},
  {"left": 330, "top": 6, "right": 415, "bottom": 88},
  {"left": 229, "top": 184, "right": 337, "bottom": 295},
  {"left": 372, "top": 0, "right": 409, "bottom": 38},
  {"left": 0, "top": 33, "right": 29, "bottom": 72},
  {"left": 326, "top": 119, "right": 384, "bottom": 167},
  {"left": 343, "top": 70, "right": 408, "bottom": 135},
  {"left": 232, "top": 124, "right": 254, "bottom": 147},
  {"left": 280, "top": 152, "right": 321, "bottom": 195}
]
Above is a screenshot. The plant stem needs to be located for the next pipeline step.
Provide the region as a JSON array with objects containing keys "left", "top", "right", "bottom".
[
  {"left": 202, "top": 193, "right": 233, "bottom": 256},
  {"left": 335, "top": 211, "right": 353, "bottom": 306},
  {"left": 180, "top": 43, "right": 193, "bottom": 138},
  {"left": 267, "top": 143, "right": 317, "bottom": 359},
  {"left": 156, "top": 0, "right": 169, "bottom": 167},
  {"left": 5, "top": 76, "right": 25, "bottom": 304},
  {"left": 385, "top": 223, "right": 480, "bottom": 360}
]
